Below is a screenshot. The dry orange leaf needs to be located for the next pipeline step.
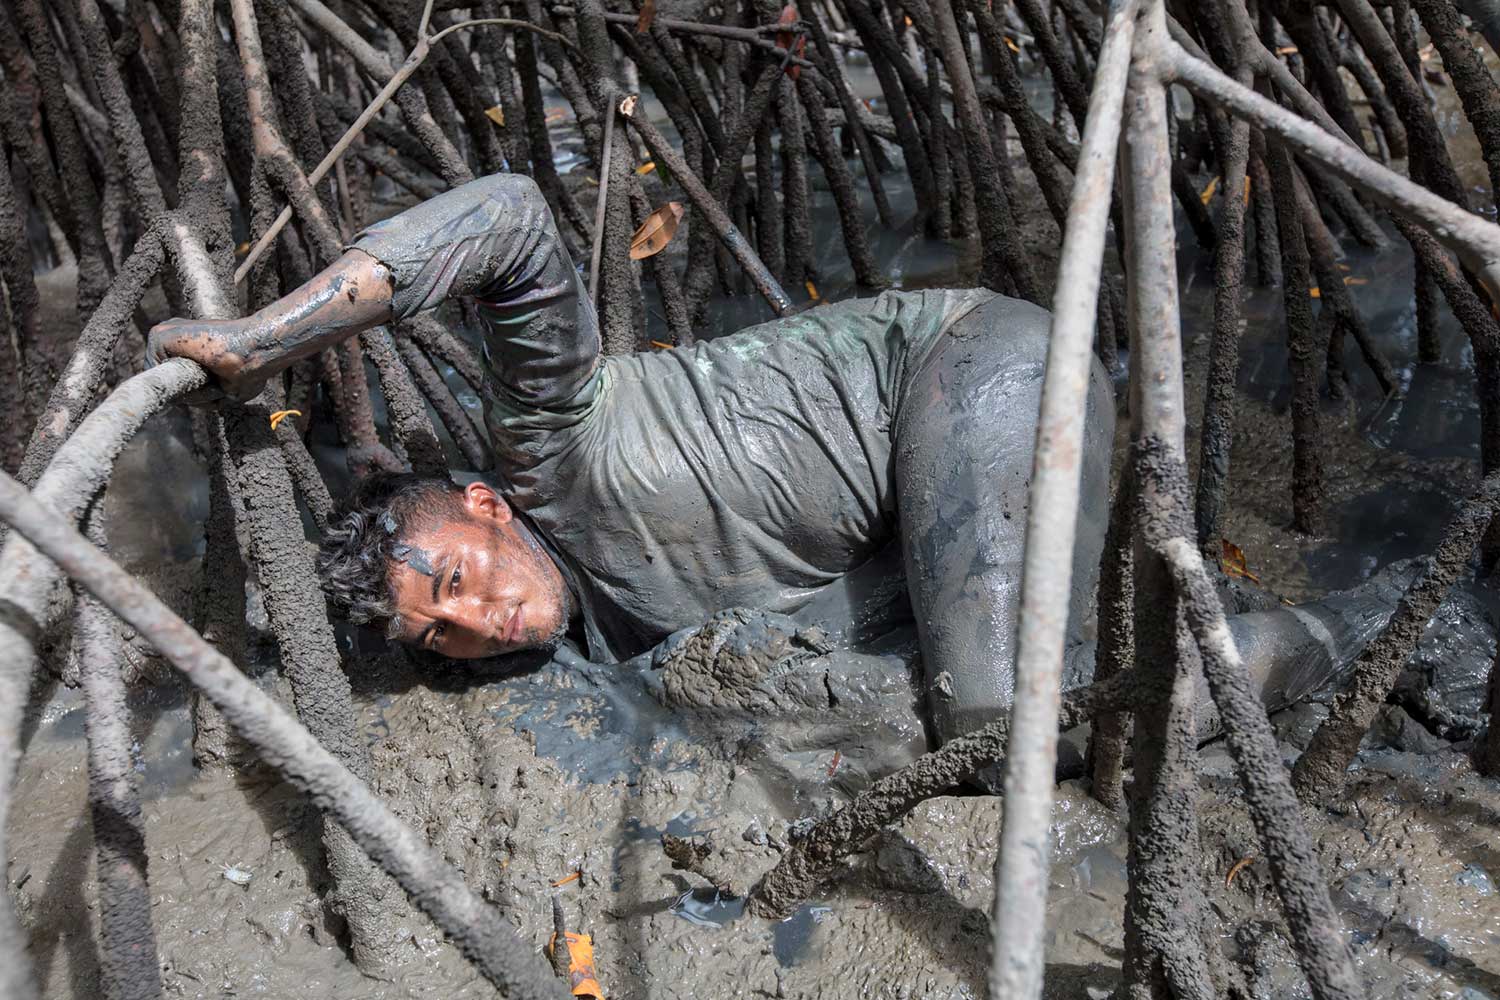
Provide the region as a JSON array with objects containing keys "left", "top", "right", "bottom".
[
  {"left": 806, "top": 280, "right": 820, "bottom": 301},
  {"left": 1308, "top": 286, "right": 1321, "bottom": 298},
  {"left": 1004, "top": 35, "right": 1020, "bottom": 53},
  {"left": 547, "top": 931, "right": 605, "bottom": 998},
  {"left": 268, "top": 409, "right": 302, "bottom": 431},
  {"left": 1344, "top": 276, "right": 1368, "bottom": 286},
  {"left": 636, "top": 161, "right": 657, "bottom": 176},
  {"left": 1199, "top": 175, "right": 1219, "bottom": 205},
  {"left": 1225, "top": 855, "right": 1256, "bottom": 888},
  {"left": 649, "top": 340, "right": 673, "bottom": 349},
  {"left": 1275, "top": 45, "right": 1298, "bottom": 55},
  {"left": 484, "top": 104, "right": 505, "bottom": 127},
  {"left": 635, "top": 0, "right": 657, "bottom": 33},
  {"left": 629, "top": 202, "right": 684, "bottom": 260},
  {"left": 1219, "top": 538, "right": 1261, "bottom": 586},
  {"left": 550, "top": 870, "right": 582, "bottom": 887}
]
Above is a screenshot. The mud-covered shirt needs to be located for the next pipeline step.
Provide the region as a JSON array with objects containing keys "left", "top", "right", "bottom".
[{"left": 352, "top": 173, "right": 990, "bottom": 662}]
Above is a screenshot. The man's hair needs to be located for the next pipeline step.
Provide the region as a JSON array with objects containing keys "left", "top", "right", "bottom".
[{"left": 317, "top": 473, "right": 467, "bottom": 636}]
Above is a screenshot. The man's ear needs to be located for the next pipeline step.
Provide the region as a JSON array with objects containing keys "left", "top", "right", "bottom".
[{"left": 462, "top": 481, "right": 513, "bottom": 523}]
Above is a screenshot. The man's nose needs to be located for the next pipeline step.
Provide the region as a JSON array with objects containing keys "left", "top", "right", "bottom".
[{"left": 448, "top": 596, "right": 495, "bottom": 638}]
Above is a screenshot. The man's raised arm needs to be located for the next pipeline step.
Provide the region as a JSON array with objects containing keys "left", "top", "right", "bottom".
[{"left": 148, "top": 174, "right": 600, "bottom": 405}]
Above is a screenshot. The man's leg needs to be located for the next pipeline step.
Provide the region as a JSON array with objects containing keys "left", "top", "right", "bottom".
[
  {"left": 894, "top": 295, "right": 1115, "bottom": 743},
  {"left": 893, "top": 297, "right": 1423, "bottom": 747}
]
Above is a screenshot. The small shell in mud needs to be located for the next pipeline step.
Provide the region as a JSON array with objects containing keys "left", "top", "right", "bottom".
[{"left": 220, "top": 864, "right": 253, "bottom": 886}]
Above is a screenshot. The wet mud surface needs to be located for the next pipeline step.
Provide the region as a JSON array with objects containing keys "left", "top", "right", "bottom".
[{"left": 10, "top": 54, "right": 1500, "bottom": 1000}]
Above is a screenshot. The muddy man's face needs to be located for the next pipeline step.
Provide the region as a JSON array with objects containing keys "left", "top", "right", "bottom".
[{"left": 386, "top": 483, "right": 570, "bottom": 659}]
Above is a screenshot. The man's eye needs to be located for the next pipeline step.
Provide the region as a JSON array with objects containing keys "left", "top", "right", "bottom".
[
  {"left": 431, "top": 624, "right": 446, "bottom": 648},
  {"left": 450, "top": 564, "right": 462, "bottom": 593}
]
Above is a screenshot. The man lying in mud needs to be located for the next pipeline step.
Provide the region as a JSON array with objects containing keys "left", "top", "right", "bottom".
[{"left": 149, "top": 173, "right": 1403, "bottom": 746}]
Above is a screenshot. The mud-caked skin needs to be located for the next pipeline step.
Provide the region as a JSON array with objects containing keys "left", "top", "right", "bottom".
[{"left": 151, "top": 173, "right": 1409, "bottom": 746}]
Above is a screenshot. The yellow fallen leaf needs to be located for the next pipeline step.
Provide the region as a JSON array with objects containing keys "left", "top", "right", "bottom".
[
  {"left": 636, "top": 161, "right": 656, "bottom": 176},
  {"left": 1276, "top": 45, "right": 1298, "bottom": 55},
  {"left": 649, "top": 340, "right": 673, "bottom": 349},
  {"left": 1199, "top": 175, "right": 1219, "bottom": 205},
  {"left": 806, "top": 280, "right": 820, "bottom": 301},
  {"left": 1004, "top": 36, "right": 1020, "bottom": 53},
  {"left": 628, "top": 202, "right": 684, "bottom": 260},
  {"left": 1243, "top": 175, "right": 1251, "bottom": 206},
  {"left": 1344, "top": 276, "right": 1367, "bottom": 286},
  {"left": 1309, "top": 287, "right": 1321, "bottom": 298},
  {"left": 1220, "top": 538, "right": 1262, "bottom": 585},
  {"left": 268, "top": 409, "right": 301, "bottom": 431},
  {"left": 484, "top": 104, "right": 505, "bottom": 126},
  {"left": 550, "top": 870, "right": 581, "bottom": 887}
]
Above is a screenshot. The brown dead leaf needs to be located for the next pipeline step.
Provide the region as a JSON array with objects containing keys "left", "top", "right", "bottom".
[
  {"left": 1199, "top": 175, "right": 1219, "bottom": 205},
  {"left": 776, "top": 6, "right": 805, "bottom": 79},
  {"left": 1225, "top": 855, "right": 1256, "bottom": 888},
  {"left": 636, "top": 0, "right": 656, "bottom": 33},
  {"left": 484, "top": 104, "right": 505, "bottom": 127},
  {"left": 629, "top": 202, "right": 684, "bottom": 260},
  {"left": 1343, "top": 276, "right": 1368, "bottom": 286},
  {"left": 1219, "top": 538, "right": 1262, "bottom": 586}
]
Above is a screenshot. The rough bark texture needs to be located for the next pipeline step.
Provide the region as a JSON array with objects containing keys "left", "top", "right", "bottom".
[
  {"left": 190, "top": 415, "right": 251, "bottom": 772},
  {"left": 1267, "top": 139, "right": 1327, "bottom": 535},
  {"left": 1194, "top": 108, "right": 1251, "bottom": 553},
  {"left": 1090, "top": 466, "right": 1136, "bottom": 811}
]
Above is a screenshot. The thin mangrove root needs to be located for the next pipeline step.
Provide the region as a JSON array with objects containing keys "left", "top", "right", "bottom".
[
  {"left": 1293, "top": 472, "right": 1500, "bottom": 800},
  {"left": 747, "top": 671, "right": 1133, "bottom": 920},
  {"left": 1161, "top": 536, "right": 1364, "bottom": 1000}
]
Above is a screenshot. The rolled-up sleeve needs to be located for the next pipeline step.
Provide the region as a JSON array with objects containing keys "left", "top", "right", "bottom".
[{"left": 349, "top": 173, "right": 601, "bottom": 408}]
